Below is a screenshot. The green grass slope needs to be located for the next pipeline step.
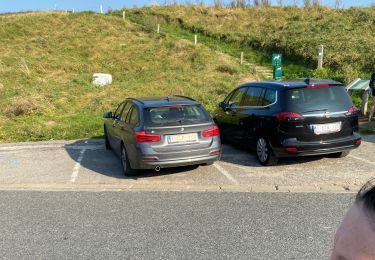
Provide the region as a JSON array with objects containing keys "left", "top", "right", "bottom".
[
  {"left": 0, "top": 11, "right": 252, "bottom": 142},
  {"left": 124, "top": 5, "right": 375, "bottom": 82}
]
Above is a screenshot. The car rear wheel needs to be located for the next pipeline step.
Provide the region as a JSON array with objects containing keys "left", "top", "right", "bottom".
[
  {"left": 256, "top": 137, "right": 278, "bottom": 166},
  {"left": 104, "top": 126, "right": 111, "bottom": 150},
  {"left": 121, "top": 145, "right": 137, "bottom": 176}
]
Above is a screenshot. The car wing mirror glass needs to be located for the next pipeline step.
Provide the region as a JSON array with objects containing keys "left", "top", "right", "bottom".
[
  {"left": 103, "top": 111, "right": 113, "bottom": 118},
  {"left": 229, "top": 102, "right": 237, "bottom": 113}
]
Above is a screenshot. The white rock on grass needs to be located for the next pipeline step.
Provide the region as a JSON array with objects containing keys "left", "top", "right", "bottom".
[{"left": 92, "top": 73, "right": 112, "bottom": 87}]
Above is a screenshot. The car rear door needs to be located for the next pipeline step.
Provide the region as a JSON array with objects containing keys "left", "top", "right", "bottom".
[
  {"left": 280, "top": 85, "right": 357, "bottom": 142},
  {"left": 240, "top": 86, "right": 266, "bottom": 143},
  {"left": 112, "top": 102, "right": 132, "bottom": 152}
]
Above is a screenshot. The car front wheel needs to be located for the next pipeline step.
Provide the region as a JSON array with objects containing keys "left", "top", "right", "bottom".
[{"left": 255, "top": 137, "right": 278, "bottom": 166}]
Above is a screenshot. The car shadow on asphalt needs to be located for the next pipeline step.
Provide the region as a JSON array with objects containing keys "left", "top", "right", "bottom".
[
  {"left": 219, "top": 142, "right": 324, "bottom": 167},
  {"left": 64, "top": 139, "right": 201, "bottom": 180}
]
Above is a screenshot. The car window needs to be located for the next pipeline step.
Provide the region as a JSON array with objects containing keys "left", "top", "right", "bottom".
[
  {"left": 120, "top": 102, "right": 132, "bottom": 122},
  {"left": 129, "top": 106, "right": 140, "bottom": 126},
  {"left": 114, "top": 102, "right": 125, "bottom": 120},
  {"left": 262, "top": 89, "right": 277, "bottom": 106},
  {"left": 228, "top": 87, "right": 247, "bottom": 107},
  {"left": 144, "top": 105, "right": 210, "bottom": 126},
  {"left": 243, "top": 87, "right": 264, "bottom": 106},
  {"left": 284, "top": 85, "right": 353, "bottom": 112}
]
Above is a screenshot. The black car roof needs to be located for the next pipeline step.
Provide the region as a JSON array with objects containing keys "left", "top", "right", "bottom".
[
  {"left": 128, "top": 96, "right": 200, "bottom": 108},
  {"left": 242, "top": 78, "right": 343, "bottom": 90}
]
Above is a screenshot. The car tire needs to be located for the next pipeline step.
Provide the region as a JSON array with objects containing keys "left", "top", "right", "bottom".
[
  {"left": 255, "top": 137, "right": 278, "bottom": 166},
  {"left": 121, "top": 144, "right": 137, "bottom": 176},
  {"left": 329, "top": 151, "right": 350, "bottom": 158},
  {"left": 104, "top": 126, "right": 111, "bottom": 150}
]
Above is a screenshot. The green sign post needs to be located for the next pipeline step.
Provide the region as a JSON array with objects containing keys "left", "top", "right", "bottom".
[{"left": 272, "top": 53, "right": 282, "bottom": 80}]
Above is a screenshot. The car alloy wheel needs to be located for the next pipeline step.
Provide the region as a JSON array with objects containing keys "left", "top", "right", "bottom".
[
  {"left": 255, "top": 137, "right": 278, "bottom": 166},
  {"left": 257, "top": 137, "right": 269, "bottom": 163}
]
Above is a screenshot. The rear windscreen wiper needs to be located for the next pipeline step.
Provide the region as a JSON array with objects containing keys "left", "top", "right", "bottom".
[{"left": 302, "top": 108, "right": 328, "bottom": 113}]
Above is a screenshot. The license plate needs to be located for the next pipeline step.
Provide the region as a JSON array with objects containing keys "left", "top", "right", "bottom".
[
  {"left": 167, "top": 133, "right": 198, "bottom": 144},
  {"left": 311, "top": 122, "right": 342, "bottom": 135}
]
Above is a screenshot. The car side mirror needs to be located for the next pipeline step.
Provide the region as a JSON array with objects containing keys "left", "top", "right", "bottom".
[
  {"left": 229, "top": 102, "right": 237, "bottom": 113},
  {"left": 103, "top": 111, "right": 113, "bottom": 119},
  {"left": 219, "top": 101, "right": 226, "bottom": 110}
]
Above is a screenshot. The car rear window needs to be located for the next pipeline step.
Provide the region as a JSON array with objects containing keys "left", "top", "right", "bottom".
[
  {"left": 283, "top": 85, "right": 353, "bottom": 113},
  {"left": 144, "top": 105, "right": 211, "bottom": 126}
]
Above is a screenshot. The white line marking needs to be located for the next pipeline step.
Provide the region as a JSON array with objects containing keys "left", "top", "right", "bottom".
[
  {"left": 219, "top": 161, "right": 253, "bottom": 171},
  {"left": 349, "top": 155, "right": 375, "bottom": 166},
  {"left": 70, "top": 149, "right": 86, "bottom": 183},
  {"left": 213, "top": 163, "right": 239, "bottom": 184}
]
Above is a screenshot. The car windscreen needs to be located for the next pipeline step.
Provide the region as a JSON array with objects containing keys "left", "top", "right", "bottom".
[
  {"left": 144, "top": 105, "right": 211, "bottom": 126},
  {"left": 283, "top": 85, "right": 353, "bottom": 113}
]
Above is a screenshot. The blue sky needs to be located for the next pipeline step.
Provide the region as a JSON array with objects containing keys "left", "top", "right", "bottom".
[{"left": 0, "top": 0, "right": 373, "bottom": 13}]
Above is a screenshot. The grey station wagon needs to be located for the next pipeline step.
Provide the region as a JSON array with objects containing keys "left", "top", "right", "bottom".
[{"left": 103, "top": 96, "right": 221, "bottom": 176}]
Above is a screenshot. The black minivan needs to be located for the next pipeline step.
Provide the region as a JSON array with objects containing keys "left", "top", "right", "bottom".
[{"left": 214, "top": 79, "right": 361, "bottom": 166}]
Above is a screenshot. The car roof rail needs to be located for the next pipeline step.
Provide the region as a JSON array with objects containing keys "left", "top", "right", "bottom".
[
  {"left": 172, "top": 95, "right": 197, "bottom": 101},
  {"left": 127, "top": 98, "right": 145, "bottom": 105}
]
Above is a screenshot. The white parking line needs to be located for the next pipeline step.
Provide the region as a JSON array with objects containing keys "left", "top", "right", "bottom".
[
  {"left": 213, "top": 163, "right": 239, "bottom": 184},
  {"left": 70, "top": 149, "right": 86, "bottom": 183},
  {"left": 349, "top": 155, "right": 375, "bottom": 166}
]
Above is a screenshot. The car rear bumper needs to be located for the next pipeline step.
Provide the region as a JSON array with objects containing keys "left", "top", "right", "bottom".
[
  {"left": 129, "top": 141, "right": 221, "bottom": 170},
  {"left": 273, "top": 132, "right": 361, "bottom": 157},
  {"left": 134, "top": 154, "right": 220, "bottom": 170}
]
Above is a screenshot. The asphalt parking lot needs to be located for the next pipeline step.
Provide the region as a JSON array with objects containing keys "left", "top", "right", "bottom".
[{"left": 0, "top": 135, "right": 374, "bottom": 193}]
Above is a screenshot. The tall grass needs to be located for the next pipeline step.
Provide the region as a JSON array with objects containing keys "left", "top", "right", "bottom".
[
  {"left": 124, "top": 5, "right": 375, "bottom": 83},
  {"left": 0, "top": 11, "right": 250, "bottom": 142}
]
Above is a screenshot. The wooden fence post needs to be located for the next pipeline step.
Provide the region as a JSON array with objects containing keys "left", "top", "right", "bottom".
[
  {"left": 123, "top": 11, "right": 125, "bottom": 21},
  {"left": 317, "top": 45, "right": 324, "bottom": 69},
  {"left": 240, "top": 52, "right": 244, "bottom": 65},
  {"left": 157, "top": 24, "right": 160, "bottom": 34},
  {"left": 194, "top": 35, "right": 197, "bottom": 45}
]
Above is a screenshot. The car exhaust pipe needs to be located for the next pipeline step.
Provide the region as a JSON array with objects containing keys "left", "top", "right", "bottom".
[{"left": 155, "top": 166, "right": 161, "bottom": 172}]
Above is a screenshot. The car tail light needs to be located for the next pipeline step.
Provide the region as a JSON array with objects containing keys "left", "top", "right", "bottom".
[
  {"left": 274, "top": 112, "right": 304, "bottom": 123},
  {"left": 209, "top": 150, "right": 221, "bottom": 156},
  {"left": 306, "top": 84, "right": 330, "bottom": 89},
  {"left": 135, "top": 131, "right": 161, "bottom": 142},
  {"left": 142, "top": 156, "right": 158, "bottom": 162},
  {"left": 203, "top": 125, "right": 220, "bottom": 138},
  {"left": 347, "top": 105, "right": 359, "bottom": 115},
  {"left": 286, "top": 147, "right": 298, "bottom": 152},
  {"left": 354, "top": 139, "right": 361, "bottom": 145}
]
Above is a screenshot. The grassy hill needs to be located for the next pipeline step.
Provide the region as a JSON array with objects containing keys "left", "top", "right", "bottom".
[
  {"left": 122, "top": 5, "right": 375, "bottom": 83},
  {"left": 0, "top": 11, "right": 251, "bottom": 142}
]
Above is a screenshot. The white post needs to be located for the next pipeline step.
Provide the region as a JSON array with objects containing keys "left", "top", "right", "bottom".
[
  {"left": 72, "top": 8, "right": 75, "bottom": 13},
  {"left": 240, "top": 52, "right": 244, "bottom": 65},
  {"left": 65, "top": 10, "right": 68, "bottom": 13},
  {"left": 194, "top": 34, "right": 197, "bottom": 45},
  {"left": 100, "top": 5, "right": 103, "bottom": 14},
  {"left": 361, "top": 91, "right": 369, "bottom": 116},
  {"left": 122, "top": 11, "right": 125, "bottom": 21},
  {"left": 157, "top": 24, "right": 160, "bottom": 34},
  {"left": 317, "top": 45, "right": 324, "bottom": 69}
]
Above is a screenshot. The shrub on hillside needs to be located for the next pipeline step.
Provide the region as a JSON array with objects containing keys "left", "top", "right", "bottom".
[{"left": 216, "top": 64, "right": 238, "bottom": 74}]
